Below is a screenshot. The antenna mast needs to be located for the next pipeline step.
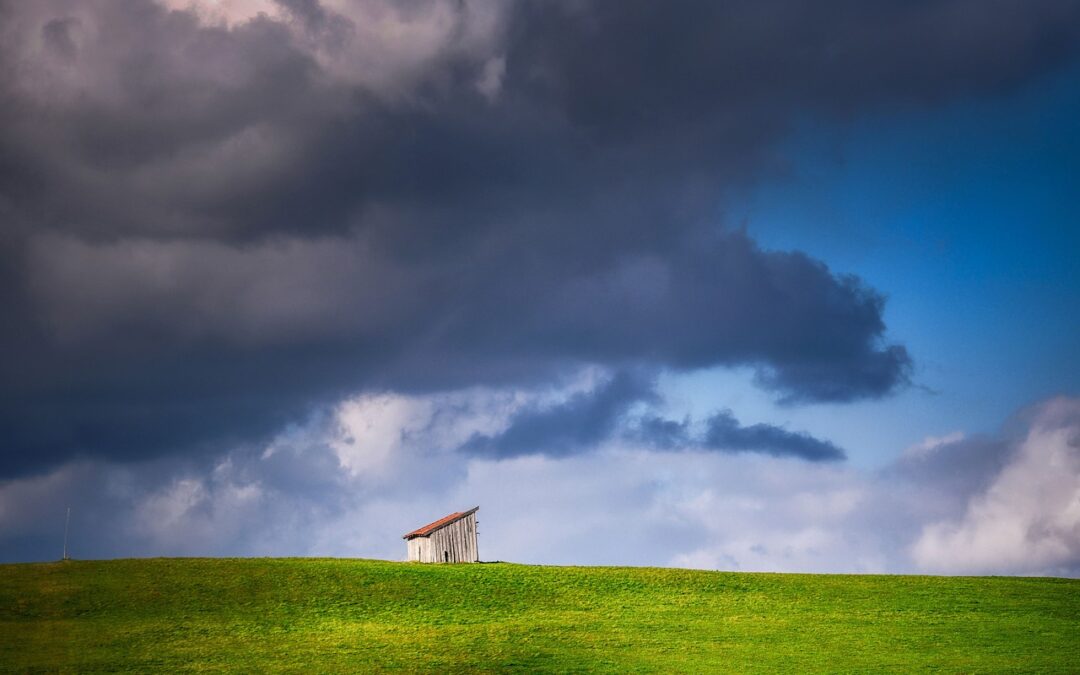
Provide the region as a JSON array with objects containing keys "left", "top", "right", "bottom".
[{"left": 63, "top": 507, "right": 70, "bottom": 561}]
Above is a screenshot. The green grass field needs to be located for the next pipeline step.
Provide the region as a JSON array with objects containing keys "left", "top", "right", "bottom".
[{"left": 1, "top": 558, "right": 1078, "bottom": 672}]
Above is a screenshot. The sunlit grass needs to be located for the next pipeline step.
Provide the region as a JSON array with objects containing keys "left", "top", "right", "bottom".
[{"left": 1, "top": 558, "right": 1077, "bottom": 672}]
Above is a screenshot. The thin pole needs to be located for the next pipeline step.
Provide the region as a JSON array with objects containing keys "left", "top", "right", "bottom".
[{"left": 63, "top": 507, "right": 70, "bottom": 561}]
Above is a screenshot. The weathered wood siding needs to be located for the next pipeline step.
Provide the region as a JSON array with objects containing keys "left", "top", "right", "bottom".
[{"left": 406, "top": 512, "right": 478, "bottom": 563}]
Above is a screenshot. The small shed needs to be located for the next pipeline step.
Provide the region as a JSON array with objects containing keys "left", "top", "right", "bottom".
[{"left": 403, "top": 507, "right": 479, "bottom": 563}]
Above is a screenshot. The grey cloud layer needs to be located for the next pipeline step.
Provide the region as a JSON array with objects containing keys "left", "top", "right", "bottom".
[
  {"left": 3, "top": 390, "right": 1076, "bottom": 577},
  {"left": 2, "top": 0, "right": 1079, "bottom": 474}
]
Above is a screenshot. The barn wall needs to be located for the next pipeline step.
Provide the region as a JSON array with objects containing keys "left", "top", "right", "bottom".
[{"left": 407, "top": 538, "right": 431, "bottom": 562}]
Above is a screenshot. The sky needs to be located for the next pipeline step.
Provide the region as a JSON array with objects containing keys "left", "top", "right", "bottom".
[{"left": 0, "top": 0, "right": 1078, "bottom": 575}]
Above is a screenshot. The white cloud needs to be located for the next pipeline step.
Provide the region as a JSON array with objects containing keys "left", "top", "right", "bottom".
[
  {"left": 331, "top": 388, "right": 517, "bottom": 478},
  {"left": 901, "top": 431, "right": 965, "bottom": 460},
  {"left": 912, "top": 397, "right": 1080, "bottom": 575},
  {"left": 158, "top": 0, "right": 281, "bottom": 25}
]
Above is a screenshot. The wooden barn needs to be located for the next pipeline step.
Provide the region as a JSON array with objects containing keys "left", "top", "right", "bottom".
[{"left": 403, "top": 507, "right": 479, "bottom": 563}]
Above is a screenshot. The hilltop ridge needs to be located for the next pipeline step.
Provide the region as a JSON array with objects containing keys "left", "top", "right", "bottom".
[{"left": 2, "top": 558, "right": 1078, "bottom": 672}]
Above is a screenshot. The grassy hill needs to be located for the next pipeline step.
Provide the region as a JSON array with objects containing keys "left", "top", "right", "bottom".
[{"left": 1, "top": 558, "right": 1078, "bottom": 672}]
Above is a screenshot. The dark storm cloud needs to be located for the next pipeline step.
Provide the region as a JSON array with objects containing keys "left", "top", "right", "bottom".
[
  {"left": 507, "top": 0, "right": 1080, "bottom": 135},
  {"left": 632, "top": 409, "right": 845, "bottom": 462},
  {"left": 463, "top": 371, "right": 845, "bottom": 461},
  {"left": 1, "top": 0, "right": 1079, "bottom": 475},
  {"left": 634, "top": 415, "right": 693, "bottom": 451},
  {"left": 462, "top": 371, "right": 656, "bottom": 457},
  {"left": 702, "top": 411, "right": 846, "bottom": 462}
]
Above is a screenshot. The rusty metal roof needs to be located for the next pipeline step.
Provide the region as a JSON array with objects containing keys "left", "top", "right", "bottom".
[{"left": 402, "top": 506, "right": 479, "bottom": 540}]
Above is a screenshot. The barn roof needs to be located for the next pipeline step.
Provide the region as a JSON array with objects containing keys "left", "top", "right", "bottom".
[{"left": 402, "top": 507, "right": 479, "bottom": 540}]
